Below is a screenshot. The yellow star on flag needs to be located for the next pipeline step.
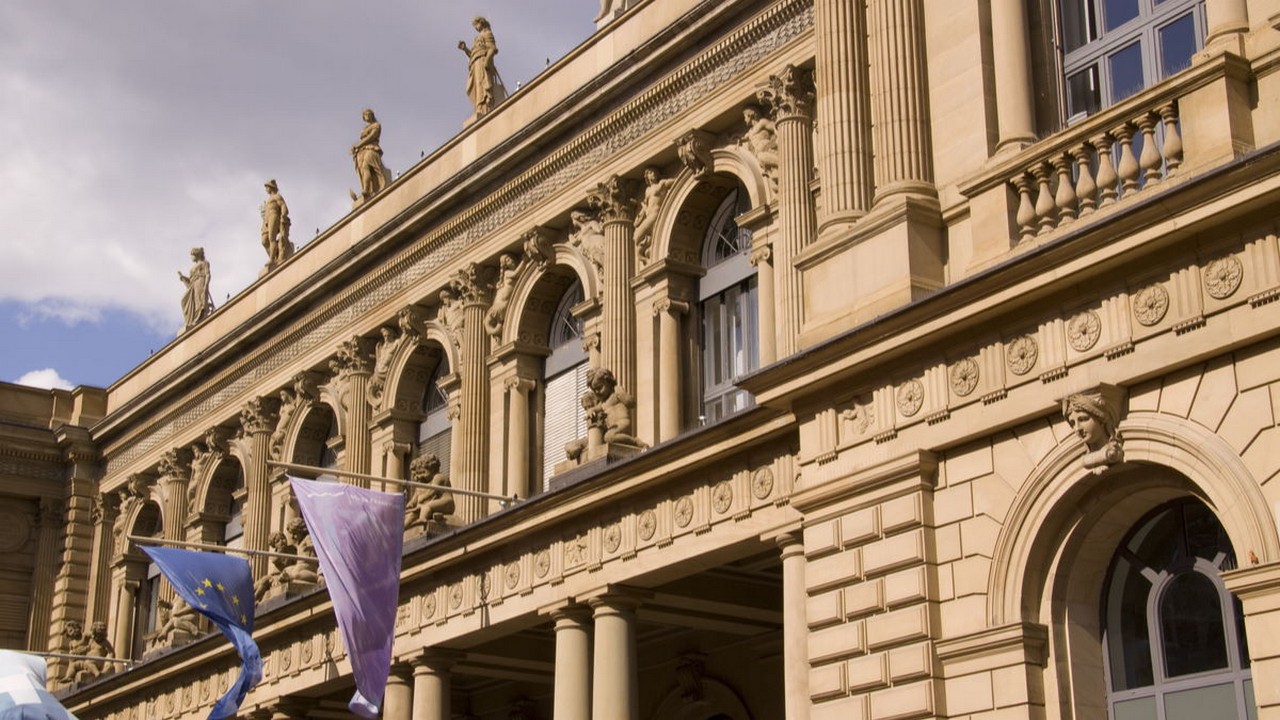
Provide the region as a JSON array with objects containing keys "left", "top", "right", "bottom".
[
  {"left": 195, "top": 587, "right": 205, "bottom": 596},
  {"left": 240, "top": 614, "right": 247, "bottom": 624},
  {"left": 203, "top": 579, "right": 213, "bottom": 588},
  {"left": 216, "top": 583, "right": 225, "bottom": 592},
  {"left": 231, "top": 596, "right": 240, "bottom": 606}
]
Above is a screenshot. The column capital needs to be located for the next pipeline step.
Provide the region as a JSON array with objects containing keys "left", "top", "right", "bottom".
[
  {"left": 331, "top": 334, "right": 376, "bottom": 378},
  {"left": 652, "top": 297, "right": 690, "bottom": 317},
  {"left": 157, "top": 447, "right": 192, "bottom": 485},
  {"left": 758, "top": 64, "right": 815, "bottom": 122},
  {"left": 504, "top": 376, "right": 537, "bottom": 394},
  {"left": 412, "top": 647, "right": 466, "bottom": 674},
  {"left": 749, "top": 243, "right": 773, "bottom": 267},
  {"left": 240, "top": 395, "right": 280, "bottom": 435},
  {"left": 588, "top": 174, "right": 641, "bottom": 224},
  {"left": 583, "top": 585, "right": 651, "bottom": 613},
  {"left": 91, "top": 491, "right": 121, "bottom": 525},
  {"left": 449, "top": 262, "right": 497, "bottom": 309}
]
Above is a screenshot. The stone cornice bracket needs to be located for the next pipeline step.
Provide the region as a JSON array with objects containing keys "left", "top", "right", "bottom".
[
  {"left": 1059, "top": 383, "right": 1127, "bottom": 473},
  {"left": 757, "top": 64, "right": 815, "bottom": 121},
  {"left": 522, "top": 225, "right": 557, "bottom": 269},
  {"left": 588, "top": 174, "right": 641, "bottom": 224},
  {"left": 676, "top": 129, "right": 716, "bottom": 178},
  {"left": 240, "top": 395, "right": 280, "bottom": 436},
  {"left": 450, "top": 262, "right": 497, "bottom": 308}
]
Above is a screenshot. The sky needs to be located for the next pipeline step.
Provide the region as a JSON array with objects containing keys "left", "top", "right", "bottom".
[{"left": 0, "top": 1, "right": 602, "bottom": 391}]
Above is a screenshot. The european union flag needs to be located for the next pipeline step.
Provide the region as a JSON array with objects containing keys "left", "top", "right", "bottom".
[{"left": 141, "top": 547, "right": 262, "bottom": 720}]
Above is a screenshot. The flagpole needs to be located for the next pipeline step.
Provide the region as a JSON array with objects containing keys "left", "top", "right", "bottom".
[
  {"left": 25, "top": 651, "right": 133, "bottom": 666},
  {"left": 268, "top": 460, "right": 521, "bottom": 506},
  {"left": 128, "top": 535, "right": 318, "bottom": 563}
]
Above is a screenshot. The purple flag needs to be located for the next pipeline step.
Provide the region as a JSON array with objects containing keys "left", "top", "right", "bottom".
[{"left": 290, "top": 477, "right": 404, "bottom": 719}]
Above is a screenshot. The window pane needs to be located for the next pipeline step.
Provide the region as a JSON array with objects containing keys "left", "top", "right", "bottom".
[
  {"left": 1114, "top": 696, "right": 1158, "bottom": 720},
  {"left": 1108, "top": 41, "right": 1146, "bottom": 103},
  {"left": 1162, "top": 572, "right": 1229, "bottom": 676},
  {"left": 1163, "top": 683, "right": 1239, "bottom": 720},
  {"left": 1067, "top": 66, "right": 1101, "bottom": 119},
  {"left": 1107, "top": 556, "right": 1155, "bottom": 690},
  {"left": 1103, "top": 0, "right": 1140, "bottom": 31},
  {"left": 1159, "top": 13, "right": 1198, "bottom": 78},
  {"left": 1061, "top": 0, "right": 1097, "bottom": 52}
]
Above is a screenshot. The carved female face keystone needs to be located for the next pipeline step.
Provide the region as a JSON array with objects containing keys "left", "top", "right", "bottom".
[{"left": 1067, "top": 408, "right": 1107, "bottom": 450}]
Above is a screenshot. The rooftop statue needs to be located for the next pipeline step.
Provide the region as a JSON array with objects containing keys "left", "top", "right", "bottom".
[
  {"left": 458, "top": 16, "right": 507, "bottom": 121},
  {"left": 351, "top": 108, "right": 391, "bottom": 204},
  {"left": 178, "top": 246, "right": 214, "bottom": 331},
  {"left": 260, "top": 179, "right": 293, "bottom": 272}
]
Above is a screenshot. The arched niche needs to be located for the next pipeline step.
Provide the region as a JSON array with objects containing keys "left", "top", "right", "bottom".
[
  {"left": 385, "top": 338, "right": 453, "bottom": 419},
  {"left": 648, "top": 677, "right": 752, "bottom": 720},
  {"left": 192, "top": 455, "right": 245, "bottom": 544},
  {"left": 509, "top": 262, "right": 590, "bottom": 352},
  {"left": 290, "top": 402, "right": 340, "bottom": 470},
  {"left": 649, "top": 149, "right": 769, "bottom": 268}
]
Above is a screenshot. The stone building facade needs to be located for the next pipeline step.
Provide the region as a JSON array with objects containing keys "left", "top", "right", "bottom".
[{"left": 6, "top": 0, "right": 1280, "bottom": 717}]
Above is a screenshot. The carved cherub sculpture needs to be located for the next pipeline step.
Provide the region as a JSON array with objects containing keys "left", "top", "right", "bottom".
[
  {"left": 285, "top": 517, "right": 321, "bottom": 585},
  {"left": 253, "top": 532, "right": 295, "bottom": 601},
  {"left": 65, "top": 622, "right": 115, "bottom": 684},
  {"left": 564, "top": 368, "right": 647, "bottom": 462},
  {"left": 404, "top": 453, "right": 457, "bottom": 531},
  {"left": 1062, "top": 391, "right": 1124, "bottom": 472},
  {"left": 57, "top": 620, "right": 87, "bottom": 683}
]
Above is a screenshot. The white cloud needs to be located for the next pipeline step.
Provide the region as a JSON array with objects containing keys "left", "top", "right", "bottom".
[{"left": 14, "top": 368, "right": 74, "bottom": 390}]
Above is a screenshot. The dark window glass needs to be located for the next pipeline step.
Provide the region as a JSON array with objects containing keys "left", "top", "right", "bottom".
[
  {"left": 1104, "top": 0, "right": 1141, "bottom": 31},
  {"left": 1162, "top": 572, "right": 1229, "bottom": 676},
  {"left": 1067, "top": 66, "right": 1102, "bottom": 118},
  {"left": 1159, "top": 13, "right": 1198, "bottom": 77},
  {"left": 1108, "top": 556, "right": 1155, "bottom": 690},
  {"left": 1062, "top": 0, "right": 1097, "bottom": 52},
  {"left": 1109, "top": 41, "right": 1146, "bottom": 102}
]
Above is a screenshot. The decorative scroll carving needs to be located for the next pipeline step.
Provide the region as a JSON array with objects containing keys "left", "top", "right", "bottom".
[
  {"left": 1061, "top": 384, "right": 1126, "bottom": 473},
  {"left": 676, "top": 129, "right": 715, "bottom": 179},
  {"left": 521, "top": 226, "right": 556, "bottom": 269}
]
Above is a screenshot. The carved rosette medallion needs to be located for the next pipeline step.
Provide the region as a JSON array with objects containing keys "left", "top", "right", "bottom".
[
  {"left": 1133, "top": 283, "right": 1170, "bottom": 326},
  {"left": 0, "top": 510, "right": 29, "bottom": 552},
  {"left": 301, "top": 638, "right": 314, "bottom": 664},
  {"left": 949, "top": 358, "right": 979, "bottom": 397},
  {"left": 751, "top": 468, "right": 775, "bottom": 500},
  {"left": 448, "top": 583, "right": 463, "bottom": 610},
  {"left": 1006, "top": 335, "right": 1039, "bottom": 376},
  {"left": 1067, "top": 310, "right": 1102, "bottom": 352},
  {"left": 534, "top": 550, "right": 551, "bottom": 578},
  {"left": 711, "top": 482, "right": 733, "bottom": 514},
  {"left": 604, "top": 523, "right": 622, "bottom": 553},
  {"left": 1204, "top": 256, "right": 1244, "bottom": 299},
  {"left": 637, "top": 510, "right": 657, "bottom": 540},
  {"left": 280, "top": 646, "right": 293, "bottom": 672},
  {"left": 505, "top": 562, "right": 520, "bottom": 589},
  {"left": 896, "top": 380, "right": 925, "bottom": 418},
  {"left": 674, "top": 496, "right": 694, "bottom": 528},
  {"left": 422, "top": 594, "right": 437, "bottom": 620}
]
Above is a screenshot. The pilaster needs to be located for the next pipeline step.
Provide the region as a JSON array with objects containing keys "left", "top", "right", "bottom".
[
  {"left": 815, "top": 0, "right": 873, "bottom": 235},
  {"left": 331, "top": 335, "right": 375, "bottom": 485},
  {"left": 238, "top": 395, "right": 278, "bottom": 579},
  {"left": 868, "top": 0, "right": 934, "bottom": 202},
  {"left": 588, "top": 174, "right": 641, "bottom": 397},
  {"left": 449, "top": 263, "right": 496, "bottom": 522}
]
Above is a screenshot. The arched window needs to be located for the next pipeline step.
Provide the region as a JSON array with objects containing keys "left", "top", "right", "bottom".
[
  {"left": 129, "top": 502, "right": 163, "bottom": 659},
  {"left": 698, "top": 187, "right": 758, "bottom": 423},
  {"left": 541, "top": 280, "right": 588, "bottom": 485},
  {"left": 417, "top": 352, "right": 452, "bottom": 475},
  {"left": 223, "top": 468, "right": 245, "bottom": 550},
  {"left": 1103, "top": 498, "right": 1254, "bottom": 719},
  {"left": 319, "top": 412, "right": 339, "bottom": 469},
  {"left": 1060, "top": 0, "right": 1205, "bottom": 119}
]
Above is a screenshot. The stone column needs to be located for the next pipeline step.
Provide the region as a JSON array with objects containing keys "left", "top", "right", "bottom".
[
  {"left": 868, "top": 0, "right": 934, "bottom": 202},
  {"left": 552, "top": 605, "right": 592, "bottom": 720},
  {"left": 383, "top": 664, "right": 413, "bottom": 720},
  {"left": 746, "top": 224, "right": 777, "bottom": 366},
  {"left": 653, "top": 298, "right": 689, "bottom": 442},
  {"left": 86, "top": 492, "right": 120, "bottom": 626},
  {"left": 448, "top": 264, "right": 496, "bottom": 522},
  {"left": 412, "top": 650, "right": 461, "bottom": 720},
  {"left": 990, "top": 0, "right": 1036, "bottom": 153},
  {"left": 1204, "top": 0, "right": 1248, "bottom": 53},
  {"left": 26, "top": 499, "right": 62, "bottom": 651},
  {"left": 778, "top": 532, "right": 810, "bottom": 720},
  {"left": 156, "top": 449, "right": 191, "bottom": 605},
  {"left": 590, "top": 591, "right": 643, "bottom": 720},
  {"left": 110, "top": 568, "right": 138, "bottom": 657},
  {"left": 504, "top": 377, "right": 535, "bottom": 498},
  {"left": 384, "top": 440, "right": 411, "bottom": 486},
  {"left": 757, "top": 67, "right": 816, "bottom": 357},
  {"left": 815, "top": 0, "right": 873, "bottom": 234},
  {"left": 332, "top": 336, "right": 375, "bottom": 486},
  {"left": 589, "top": 175, "right": 641, "bottom": 396},
  {"left": 238, "top": 396, "right": 278, "bottom": 580}
]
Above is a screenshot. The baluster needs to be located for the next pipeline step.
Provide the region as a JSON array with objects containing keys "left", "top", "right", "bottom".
[
  {"left": 1053, "top": 154, "right": 1077, "bottom": 225},
  {"left": 1159, "top": 102, "right": 1183, "bottom": 175},
  {"left": 1012, "top": 173, "right": 1037, "bottom": 243},
  {"left": 1033, "top": 162, "right": 1056, "bottom": 234},
  {"left": 1114, "top": 122, "right": 1140, "bottom": 195},
  {"left": 1093, "top": 132, "right": 1118, "bottom": 206},
  {"left": 1136, "top": 112, "right": 1163, "bottom": 184},
  {"left": 1074, "top": 143, "right": 1097, "bottom": 216}
]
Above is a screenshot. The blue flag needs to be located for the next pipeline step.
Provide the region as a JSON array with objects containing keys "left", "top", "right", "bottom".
[
  {"left": 141, "top": 547, "right": 262, "bottom": 720},
  {"left": 0, "top": 650, "right": 78, "bottom": 720}
]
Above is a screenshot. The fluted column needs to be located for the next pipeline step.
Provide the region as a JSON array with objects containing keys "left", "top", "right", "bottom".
[
  {"left": 778, "top": 532, "right": 810, "bottom": 720},
  {"left": 332, "top": 336, "right": 375, "bottom": 486},
  {"left": 757, "top": 66, "right": 816, "bottom": 357},
  {"left": 156, "top": 450, "right": 191, "bottom": 605},
  {"left": 86, "top": 492, "right": 120, "bottom": 626},
  {"left": 239, "top": 396, "right": 278, "bottom": 579},
  {"left": 590, "top": 591, "right": 643, "bottom": 720},
  {"left": 815, "top": 0, "right": 873, "bottom": 233},
  {"left": 383, "top": 664, "right": 413, "bottom": 720},
  {"left": 869, "top": 0, "right": 934, "bottom": 202},
  {"left": 589, "top": 175, "right": 641, "bottom": 396},
  {"left": 552, "top": 605, "right": 592, "bottom": 720},
  {"left": 991, "top": 0, "right": 1036, "bottom": 152},
  {"left": 653, "top": 298, "right": 689, "bottom": 442},
  {"left": 26, "top": 499, "right": 62, "bottom": 651},
  {"left": 412, "top": 650, "right": 461, "bottom": 720},
  {"left": 448, "top": 264, "right": 496, "bottom": 522},
  {"left": 504, "top": 377, "right": 534, "bottom": 498}
]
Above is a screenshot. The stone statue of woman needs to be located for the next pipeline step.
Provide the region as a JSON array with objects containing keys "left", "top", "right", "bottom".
[
  {"left": 178, "top": 246, "right": 213, "bottom": 330},
  {"left": 351, "top": 108, "right": 391, "bottom": 203},
  {"left": 457, "top": 16, "right": 507, "bottom": 120}
]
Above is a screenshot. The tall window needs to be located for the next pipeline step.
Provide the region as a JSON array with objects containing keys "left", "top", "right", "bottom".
[
  {"left": 1060, "top": 0, "right": 1205, "bottom": 119},
  {"left": 698, "top": 188, "right": 758, "bottom": 423},
  {"left": 1103, "top": 498, "right": 1254, "bottom": 719},
  {"left": 223, "top": 469, "right": 245, "bottom": 551},
  {"left": 417, "top": 353, "right": 452, "bottom": 475},
  {"left": 542, "top": 281, "right": 588, "bottom": 485},
  {"left": 129, "top": 502, "right": 163, "bottom": 659}
]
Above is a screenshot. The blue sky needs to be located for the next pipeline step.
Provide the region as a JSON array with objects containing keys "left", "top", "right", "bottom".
[{"left": 0, "top": 1, "right": 601, "bottom": 391}]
